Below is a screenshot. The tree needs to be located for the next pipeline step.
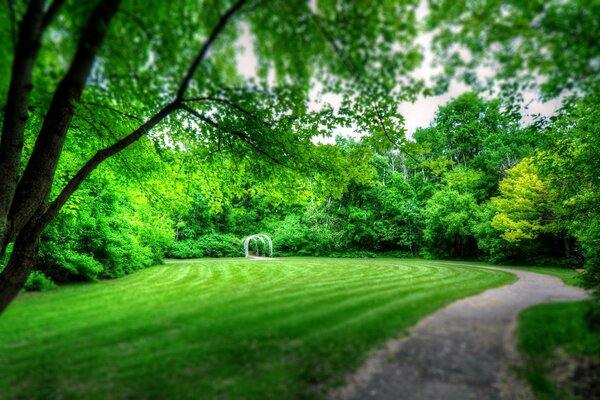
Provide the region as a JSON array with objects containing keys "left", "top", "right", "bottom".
[
  {"left": 422, "top": 188, "right": 479, "bottom": 258},
  {"left": 422, "top": 169, "right": 485, "bottom": 258},
  {"left": 413, "top": 93, "right": 537, "bottom": 196},
  {"left": 491, "top": 158, "right": 549, "bottom": 243},
  {"left": 536, "top": 96, "right": 600, "bottom": 291},
  {"left": 0, "top": 0, "right": 424, "bottom": 313}
]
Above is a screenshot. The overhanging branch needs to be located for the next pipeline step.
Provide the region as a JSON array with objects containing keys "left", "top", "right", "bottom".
[
  {"left": 38, "top": 101, "right": 180, "bottom": 231},
  {"left": 183, "top": 96, "right": 272, "bottom": 127},
  {"left": 176, "top": 0, "right": 248, "bottom": 100},
  {"left": 23, "top": 0, "right": 250, "bottom": 234},
  {"left": 181, "top": 104, "right": 293, "bottom": 169},
  {"left": 41, "top": 0, "right": 66, "bottom": 30}
]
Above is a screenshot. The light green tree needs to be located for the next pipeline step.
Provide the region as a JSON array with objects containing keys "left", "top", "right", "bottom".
[{"left": 491, "top": 158, "right": 549, "bottom": 243}]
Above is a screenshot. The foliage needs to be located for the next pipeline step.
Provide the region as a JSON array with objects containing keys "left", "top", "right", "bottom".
[
  {"left": 491, "top": 158, "right": 549, "bottom": 243},
  {"left": 413, "top": 93, "right": 537, "bottom": 196},
  {"left": 38, "top": 169, "right": 174, "bottom": 282},
  {"left": 535, "top": 96, "right": 600, "bottom": 293},
  {"left": 167, "top": 234, "right": 244, "bottom": 258},
  {"left": 23, "top": 271, "right": 57, "bottom": 292},
  {"left": 428, "top": 0, "right": 600, "bottom": 99},
  {"left": 422, "top": 189, "right": 479, "bottom": 258}
]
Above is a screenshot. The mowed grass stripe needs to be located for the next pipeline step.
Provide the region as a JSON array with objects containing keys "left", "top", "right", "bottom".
[
  {"left": 0, "top": 258, "right": 515, "bottom": 400},
  {"left": 206, "top": 271, "right": 468, "bottom": 330},
  {"left": 10, "top": 265, "right": 429, "bottom": 343},
  {"left": 1, "top": 262, "right": 492, "bottom": 354}
]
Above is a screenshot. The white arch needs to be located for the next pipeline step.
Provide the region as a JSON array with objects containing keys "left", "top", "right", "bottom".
[{"left": 243, "top": 234, "right": 273, "bottom": 257}]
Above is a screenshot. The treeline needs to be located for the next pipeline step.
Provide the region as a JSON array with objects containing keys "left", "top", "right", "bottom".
[
  {"left": 171, "top": 93, "right": 599, "bottom": 290},
  {"left": 5, "top": 93, "right": 598, "bottom": 294}
]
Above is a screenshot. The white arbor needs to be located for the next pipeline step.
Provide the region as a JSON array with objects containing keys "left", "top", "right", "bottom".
[{"left": 243, "top": 234, "right": 273, "bottom": 257}]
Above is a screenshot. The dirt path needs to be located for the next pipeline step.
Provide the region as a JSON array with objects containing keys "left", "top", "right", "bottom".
[{"left": 330, "top": 265, "right": 589, "bottom": 400}]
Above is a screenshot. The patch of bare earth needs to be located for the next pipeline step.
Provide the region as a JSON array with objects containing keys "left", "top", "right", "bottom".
[{"left": 545, "top": 349, "right": 600, "bottom": 400}]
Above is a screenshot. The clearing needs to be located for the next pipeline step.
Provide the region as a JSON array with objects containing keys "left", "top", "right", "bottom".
[{"left": 0, "top": 258, "right": 513, "bottom": 399}]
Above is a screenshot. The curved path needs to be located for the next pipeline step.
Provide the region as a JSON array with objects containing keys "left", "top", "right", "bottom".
[{"left": 330, "top": 264, "right": 589, "bottom": 400}]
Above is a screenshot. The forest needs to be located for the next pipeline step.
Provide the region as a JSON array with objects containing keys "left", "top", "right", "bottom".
[{"left": 11, "top": 92, "right": 599, "bottom": 298}]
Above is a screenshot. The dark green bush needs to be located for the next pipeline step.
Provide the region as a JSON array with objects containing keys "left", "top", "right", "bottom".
[
  {"left": 198, "top": 234, "right": 244, "bottom": 257},
  {"left": 329, "top": 251, "right": 377, "bottom": 258},
  {"left": 167, "top": 234, "right": 244, "bottom": 258},
  {"left": 168, "top": 240, "right": 204, "bottom": 258},
  {"left": 35, "top": 172, "right": 173, "bottom": 283}
]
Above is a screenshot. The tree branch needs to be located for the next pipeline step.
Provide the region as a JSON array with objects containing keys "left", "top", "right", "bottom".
[
  {"left": 374, "top": 105, "right": 422, "bottom": 165},
  {"left": 41, "top": 0, "right": 65, "bottom": 30},
  {"left": 310, "top": 13, "right": 358, "bottom": 76},
  {"left": 181, "top": 104, "right": 293, "bottom": 169},
  {"left": 183, "top": 96, "right": 272, "bottom": 127},
  {"left": 80, "top": 100, "right": 142, "bottom": 121},
  {"left": 175, "top": 0, "right": 248, "bottom": 100},
  {"left": 38, "top": 101, "right": 180, "bottom": 230},
  {"left": 9, "top": 0, "right": 123, "bottom": 236}
]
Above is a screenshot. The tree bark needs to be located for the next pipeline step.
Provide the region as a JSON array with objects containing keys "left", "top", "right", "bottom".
[
  {"left": 0, "top": 230, "right": 39, "bottom": 314},
  {"left": 9, "top": 0, "right": 122, "bottom": 238},
  {"left": 0, "top": 0, "right": 46, "bottom": 257}
]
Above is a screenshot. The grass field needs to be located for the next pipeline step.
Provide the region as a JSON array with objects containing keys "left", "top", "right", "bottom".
[
  {"left": 0, "top": 258, "right": 515, "bottom": 400},
  {"left": 518, "top": 301, "right": 600, "bottom": 400},
  {"left": 494, "top": 266, "right": 582, "bottom": 287},
  {"left": 439, "top": 260, "right": 583, "bottom": 287}
]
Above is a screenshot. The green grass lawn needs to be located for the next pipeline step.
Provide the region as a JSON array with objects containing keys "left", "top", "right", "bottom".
[
  {"left": 0, "top": 258, "right": 515, "bottom": 400},
  {"left": 498, "top": 266, "right": 582, "bottom": 287},
  {"left": 518, "top": 301, "right": 600, "bottom": 400},
  {"left": 436, "top": 260, "right": 583, "bottom": 286}
]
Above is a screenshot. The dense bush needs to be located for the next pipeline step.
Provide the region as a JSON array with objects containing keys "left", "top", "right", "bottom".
[
  {"left": 37, "top": 174, "right": 173, "bottom": 283},
  {"left": 168, "top": 240, "right": 205, "bottom": 258},
  {"left": 24, "top": 272, "right": 57, "bottom": 292},
  {"left": 167, "top": 234, "right": 244, "bottom": 258}
]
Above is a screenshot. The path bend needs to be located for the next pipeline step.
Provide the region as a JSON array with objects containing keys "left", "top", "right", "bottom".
[{"left": 330, "top": 264, "right": 589, "bottom": 400}]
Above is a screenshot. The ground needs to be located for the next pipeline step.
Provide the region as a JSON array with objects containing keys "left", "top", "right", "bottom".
[
  {"left": 329, "top": 265, "right": 588, "bottom": 400},
  {"left": 0, "top": 258, "right": 513, "bottom": 400}
]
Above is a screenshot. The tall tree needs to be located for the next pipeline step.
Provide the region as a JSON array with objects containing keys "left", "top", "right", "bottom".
[{"left": 0, "top": 0, "right": 423, "bottom": 313}]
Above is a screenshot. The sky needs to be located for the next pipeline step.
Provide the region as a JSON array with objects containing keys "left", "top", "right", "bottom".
[{"left": 234, "top": 4, "right": 563, "bottom": 140}]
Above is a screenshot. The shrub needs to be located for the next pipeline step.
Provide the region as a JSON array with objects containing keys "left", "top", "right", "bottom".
[
  {"left": 24, "top": 271, "right": 57, "bottom": 292},
  {"left": 329, "top": 250, "right": 377, "bottom": 258},
  {"left": 168, "top": 240, "right": 204, "bottom": 258},
  {"left": 167, "top": 234, "right": 244, "bottom": 259}
]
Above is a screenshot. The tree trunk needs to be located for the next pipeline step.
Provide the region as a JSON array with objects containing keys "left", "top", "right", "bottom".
[
  {"left": 564, "top": 235, "right": 571, "bottom": 259},
  {"left": 0, "top": 0, "right": 247, "bottom": 315},
  {"left": 0, "top": 232, "right": 39, "bottom": 314},
  {"left": 0, "top": 0, "right": 46, "bottom": 257},
  {"left": 9, "top": 0, "right": 122, "bottom": 236}
]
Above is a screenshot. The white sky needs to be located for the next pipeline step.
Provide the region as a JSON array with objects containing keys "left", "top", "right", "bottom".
[{"left": 234, "top": 5, "right": 563, "bottom": 141}]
